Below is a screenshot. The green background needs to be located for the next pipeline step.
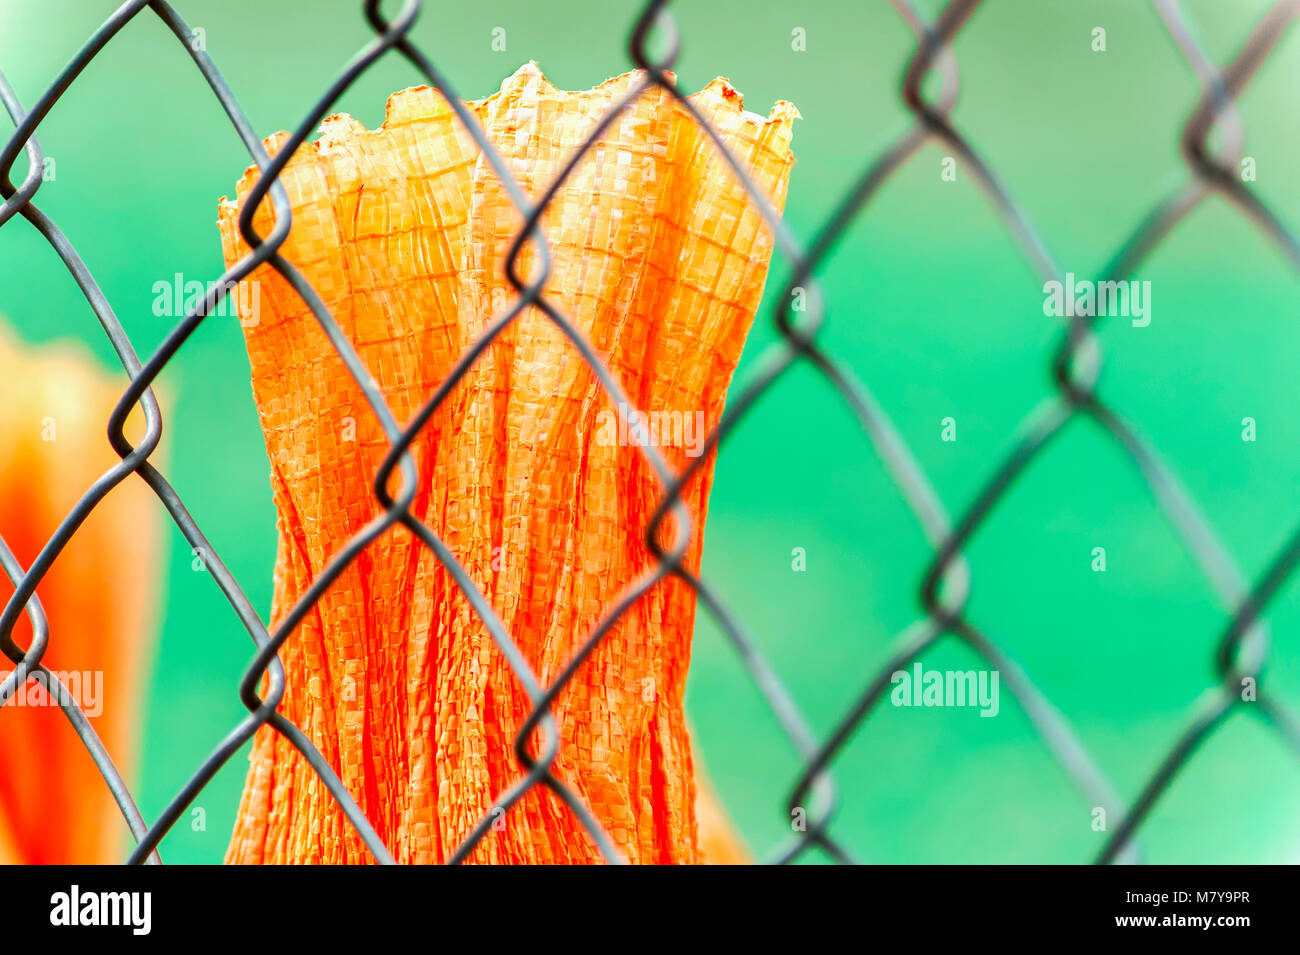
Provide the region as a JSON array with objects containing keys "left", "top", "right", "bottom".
[{"left": 1, "top": 0, "right": 1298, "bottom": 863}]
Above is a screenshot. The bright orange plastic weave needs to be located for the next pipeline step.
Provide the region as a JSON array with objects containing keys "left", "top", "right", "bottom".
[{"left": 218, "top": 64, "right": 795, "bottom": 864}]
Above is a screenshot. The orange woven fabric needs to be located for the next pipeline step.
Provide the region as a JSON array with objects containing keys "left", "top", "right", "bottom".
[
  {"left": 218, "top": 64, "right": 795, "bottom": 864},
  {"left": 0, "top": 327, "right": 159, "bottom": 864}
]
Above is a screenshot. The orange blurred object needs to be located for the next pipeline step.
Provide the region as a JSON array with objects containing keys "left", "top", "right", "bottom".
[
  {"left": 218, "top": 64, "right": 794, "bottom": 864},
  {"left": 693, "top": 744, "right": 752, "bottom": 865},
  {"left": 0, "top": 327, "right": 160, "bottom": 864}
]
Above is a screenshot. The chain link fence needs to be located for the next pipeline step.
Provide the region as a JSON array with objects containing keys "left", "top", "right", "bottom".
[{"left": 1, "top": 0, "right": 1297, "bottom": 865}]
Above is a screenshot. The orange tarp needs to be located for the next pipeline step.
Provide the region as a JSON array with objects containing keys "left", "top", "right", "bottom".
[{"left": 218, "top": 64, "right": 795, "bottom": 864}]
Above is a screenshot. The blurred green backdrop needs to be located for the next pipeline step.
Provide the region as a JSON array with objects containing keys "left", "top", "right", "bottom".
[{"left": 1, "top": 0, "right": 1298, "bottom": 863}]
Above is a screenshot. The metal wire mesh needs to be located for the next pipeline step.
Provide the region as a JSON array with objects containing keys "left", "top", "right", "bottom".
[{"left": 1, "top": 0, "right": 1298, "bottom": 866}]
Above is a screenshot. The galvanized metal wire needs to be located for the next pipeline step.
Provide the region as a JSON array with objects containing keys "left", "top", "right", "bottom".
[{"left": 0, "top": 0, "right": 1297, "bottom": 865}]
